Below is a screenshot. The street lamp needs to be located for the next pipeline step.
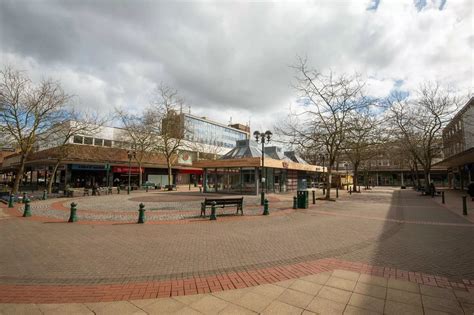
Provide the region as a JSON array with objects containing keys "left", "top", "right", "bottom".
[
  {"left": 127, "top": 150, "right": 136, "bottom": 195},
  {"left": 254, "top": 130, "right": 272, "bottom": 206}
]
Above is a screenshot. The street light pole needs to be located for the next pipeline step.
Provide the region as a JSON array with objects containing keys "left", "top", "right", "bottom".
[
  {"left": 320, "top": 154, "right": 327, "bottom": 195},
  {"left": 254, "top": 130, "right": 272, "bottom": 206},
  {"left": 345, "top": 162, "right": 349, "bottom": 191}
]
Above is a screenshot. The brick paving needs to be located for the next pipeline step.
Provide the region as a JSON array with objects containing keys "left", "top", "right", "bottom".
[{"left": 1, "top": 187, "right": 474, "bottom": 310}]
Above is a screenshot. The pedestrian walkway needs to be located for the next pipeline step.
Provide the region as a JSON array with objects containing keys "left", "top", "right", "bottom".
[
  {"left": 432, "top": 188, "right": 474, "bottom": 223},
  {"left": 1, "top": 269, "right": 473, "bottom": 314}
]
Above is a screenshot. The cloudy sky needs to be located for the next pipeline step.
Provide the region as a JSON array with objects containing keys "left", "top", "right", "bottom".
[{"left": 1, "top": 0, "right": 472, "bottom": 131}]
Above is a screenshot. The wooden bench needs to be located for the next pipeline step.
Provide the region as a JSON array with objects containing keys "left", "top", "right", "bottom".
[{"left": 200, "top": 197, "right": 244, "bottom": 217}]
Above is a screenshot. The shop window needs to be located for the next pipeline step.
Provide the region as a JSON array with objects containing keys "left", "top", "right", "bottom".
[
  {"left": 83, "top": 137, "right": 93, "bottom": 145},
  {"left": 94, "top": 138, "right": 104, "bottom": 146},
  {"left": 73, "top": 136, "right": 83, "bottom": 144},
  {"left": 103, "top": 140, "right": 112, "bottom": 147}
]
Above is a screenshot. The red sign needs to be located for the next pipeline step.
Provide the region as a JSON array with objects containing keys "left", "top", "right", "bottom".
[{"left": 112, "top": 166, "right": 143, "bottom": 173}]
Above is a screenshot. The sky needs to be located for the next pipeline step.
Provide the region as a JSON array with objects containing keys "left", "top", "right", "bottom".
[{"left": 1, "top": 0, "right": 472, "bottom": 132}]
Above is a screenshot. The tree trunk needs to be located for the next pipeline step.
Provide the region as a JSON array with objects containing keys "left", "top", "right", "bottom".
[
  {"left": 353, "top": 162, "right": 359, "bottom": 192},
  {"left": 166, "top": 157, "right": 173, "bottom": 190},
  {"left": 47, "top": 161, "right": 61, "bottom": 194},
  {"left": 138, "top": 161, "right": 143, "bottom": 186},
  {"left": 12, "top": 155, "right": 26, "bottom": 194},
  {"left": 325, "top": 166, "right": 332, "bottom": 199}
]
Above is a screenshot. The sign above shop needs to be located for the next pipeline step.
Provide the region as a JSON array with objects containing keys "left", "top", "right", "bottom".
[
  {"left": 112, "top": 166, "right": 143, "bottom": 173},
  {"left": 71, "top": 164, "right": 104, "bottom": 171}
]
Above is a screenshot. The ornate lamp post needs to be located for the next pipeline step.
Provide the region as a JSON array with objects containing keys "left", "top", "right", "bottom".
[
  {"left": 127, "top": 150, "right": 136, "bottom": 195},
  {"left": 253, "top": 130, "right": 272, "bottom": 206}
]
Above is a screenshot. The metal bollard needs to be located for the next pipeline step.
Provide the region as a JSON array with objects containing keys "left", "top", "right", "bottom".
[
  {"left": 336, "top": 186, "right": 339, "bottom": 198},
  {"left": 210, "top": 201, "right": 217, "bottom": 220},
  {"left": 42, "top": 189, "right": 47, "bottom": 200},
  {"left": 23, "top": 198, "right": 31, "bottom": 217},
  {"left": 322, "top": 187, "right": 326, "bottom": 196},
  {"left": 138, "top": 203, "right": 146, "bottom": 223},
  {"left": 260, "top": 191, "right": 265, "bottom": 206},
  {"left": 263, "top": 199, "right": 269, "bottom": 215},
  {"left": 68, "top": 202, "right": 78, "bottom": 222},
  {"left": 349, "top": 186, "right": 352, "bottom": 195},
  {"left": 312, "top": 190, "right": 316, "bottom": 204},
  {"left": 146, "top": 186, "right": 149, "bottom": 193},
  {"left": 293, "top": 196, "right": 297, "bottom": 209},
  {"left": 22, "top": 192, "right": 27, "bottom": 204},
  {"left": 462, "top": 196, "right": 468, "bottom": 216},
  {"left": 8, "top": 193, "right": 14, "bottom": 208},
  {"left": 117, "top": 186, "right": 120, "bottom": 194},
  {"left": 442, "top": 191, "right": 445, "bottom": 204},
  {"left": 358, "top": 185, "right": 361, "bottom": 193}
]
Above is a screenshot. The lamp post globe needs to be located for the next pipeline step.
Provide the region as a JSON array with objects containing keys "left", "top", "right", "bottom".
[{"left": 254, "top": 130, "right": 272, "bottom": 205}]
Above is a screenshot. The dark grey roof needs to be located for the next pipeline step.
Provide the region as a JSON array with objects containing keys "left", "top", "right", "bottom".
[
  {"left": 221, "top": 139, "right": 270, "bottom": 159},
  {"left": 264, "top": 146, "right": 292, "bottom": 161},
  {"left": 284, "top": 151, "right": 309, "bottom": 164}
]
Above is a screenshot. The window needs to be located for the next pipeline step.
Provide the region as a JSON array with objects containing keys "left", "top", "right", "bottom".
[
  {"left": 83, "top": 137, "right": 93, "bottom": 145},
  {"left": 73, "top": 136, "right": 83, "bottom": 144},
  {"left": 94, "top": 138, "right": 104, "bottom": 146},
  {"left": 103, "top": 140, "right": 112, "bottom": 147}
]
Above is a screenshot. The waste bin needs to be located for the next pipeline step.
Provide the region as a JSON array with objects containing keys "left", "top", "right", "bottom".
[{"left": 297, "top": 190, "right": 309, "bottom": 209}]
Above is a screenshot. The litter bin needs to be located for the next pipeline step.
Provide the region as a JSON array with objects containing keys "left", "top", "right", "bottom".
[{"left": 297, "top": 190, "right": 309, "bottom": 209}]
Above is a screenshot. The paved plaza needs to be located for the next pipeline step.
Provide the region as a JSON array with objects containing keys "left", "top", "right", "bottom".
[{"left": 1, "top": 187, "right": 474, "bottom": 314}]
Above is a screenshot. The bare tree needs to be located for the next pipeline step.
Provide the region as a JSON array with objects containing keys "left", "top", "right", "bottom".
[
  {"left": 149, "top": 84, "right": 186, "bottom": 190},
  {"left": 342, "top": 108, "right": 385, "bottom": 190},
  {"left": 279, "top": 58, "right": 369, "bottom": 199},
  {"left": 387, "top": 83, "right": 460, "bottom": 189},
  {"left": 44, "top": 110, "right": 105, "bottom": 193},
  {"left": 116, "top": 108, "right": 156, "bottom": 186},
  {"left": 0, "top": 66, "right": 71, "bottom": 193}
]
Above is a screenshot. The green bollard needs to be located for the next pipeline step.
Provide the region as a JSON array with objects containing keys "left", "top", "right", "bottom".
[
  {"left": 68, "top": 202, "right": 78, "bottom": 222},
  {"left": 22, "top": 198, "right": 32, "bottom": 217},
  {"left": 462, "top": 196, "right": 468, "bottom": 216},
  {"left": 42, "top": 189, "right": 47, "bottom": 200},
  {"left": 22, "top": 192, "right": 27, "bottom": 204},
  {"left": 293, "top": 196, "right": 297, "bottom": 209},
  {"left": 260, "top": 191, "right": 265, "bottom": 206},
  {"left": 312, "top": 190, "right": 315, "bottom": 204},
  {"left": 263, "top": 198, "right": 269, "bottom": 215},
  {"left": 210, "top": 201, "right": 217, "bottom": 220},
  {"left": 8, "top": 193, "right": 14, "bottom": 208},
  {"left": 442, "top": 191, "right": 445, "bottom": 204},
  {"left": 138, "top": 203, "right": 146, "bottom": 223}
]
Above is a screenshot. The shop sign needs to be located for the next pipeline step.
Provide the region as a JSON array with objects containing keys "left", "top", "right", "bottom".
[
  {"left": 71, "top": 164, "right": 104, "bottom": 171},
  {"left": 112, "top": 166, "right": 143, "bottom": 173},
  {"left": 178, "top": 152, "right": 193, "bottom": 165},
  {"left": 282, "top": 161, "right": 289, "bottom": 168}
]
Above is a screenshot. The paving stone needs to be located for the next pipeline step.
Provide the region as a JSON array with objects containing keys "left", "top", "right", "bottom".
[
  {"left": 387, "top": 278, "right": 420, "bottom": 293},
  {"left": 422, "top": 295, "right": 464, "bottom": 314},
  {"left": 348, "top": 293, "right": 384, "bottom": 313},
  {"left": 212, "top": 288, "right": 250, "bottom": 303},
  {"left": 326, "top": 276, "right": 357, "bottom": 292},
  {"left": 343, "top": 304, "right": 381, "bottom": 315},
  {"left": 217, "top": 303, "right": 257, "bottom": 314},
  {"left": 317, "top": 286, "right": 352, "bottom": 304},
  {"left": 300, "top": 272, "right": 332, "bottom": 285},
  {"left": 289, "top": 279, "right": 323, "bottom": 295},
  {"left": 85, "top": 301, "right": 146, "bottom": 314},
  {"left": 277, "top": 288, "right": 313, "bottom": 309},
  {"left": 140, "top": 298, "right": 187, "bottom": 314},
  {"left": 261, "top": 300, "right": 303, "bottom": 315},
  {"left": 189, "top": 295, "right": 229, "bottom": 314},
  {"left": 383, "top": 300, "right": 423, "bottom": 315},
  {"left": 233, "top": 291, "right": 274, "bottom": 313},
  {"left": 423, "top": 309, "right": 450, "bottom": 315},
  {"left": 353, "top": 282, "right": 386, "bottom": 299},
  {"left": 461, "top": 302, "right": 474, "bottom": 315},
  {"left": 38, "top": 303, "right": 93, "bottom": 315},
  {"left": 301, "top": 311, "right": 317, "bottom": 315},
  {"left": 274, "top": 279, "right": 297, "bottom": 288},
  {"left": 332, "top": 270, "right": 360, "bottom": 281},
  {"left": 250, "top": 283, "right": 286, "bottom": 299},
  {"left": 174, "top": 306, "right": 203, "bottom": 314},
  {"left": 0, "top": 303, "right": 42, "bottom": 315},
  {"left": 454, "top": 290, "right": 474, "bottom": 304},
  {"left": 357, "top": 274, "right": 387, "bottom": 288},
  {"left": 306, "top": 296, "right": 346, "bottom": 314},
  {"left": 419, "top": 285, "right": 456, "bottom": 300},
  {"left": 386, "top": 288, "right": 422, "bottom": 306},
  {"left": 173, "top": 294, "right": 208, "bottom": 305}
]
